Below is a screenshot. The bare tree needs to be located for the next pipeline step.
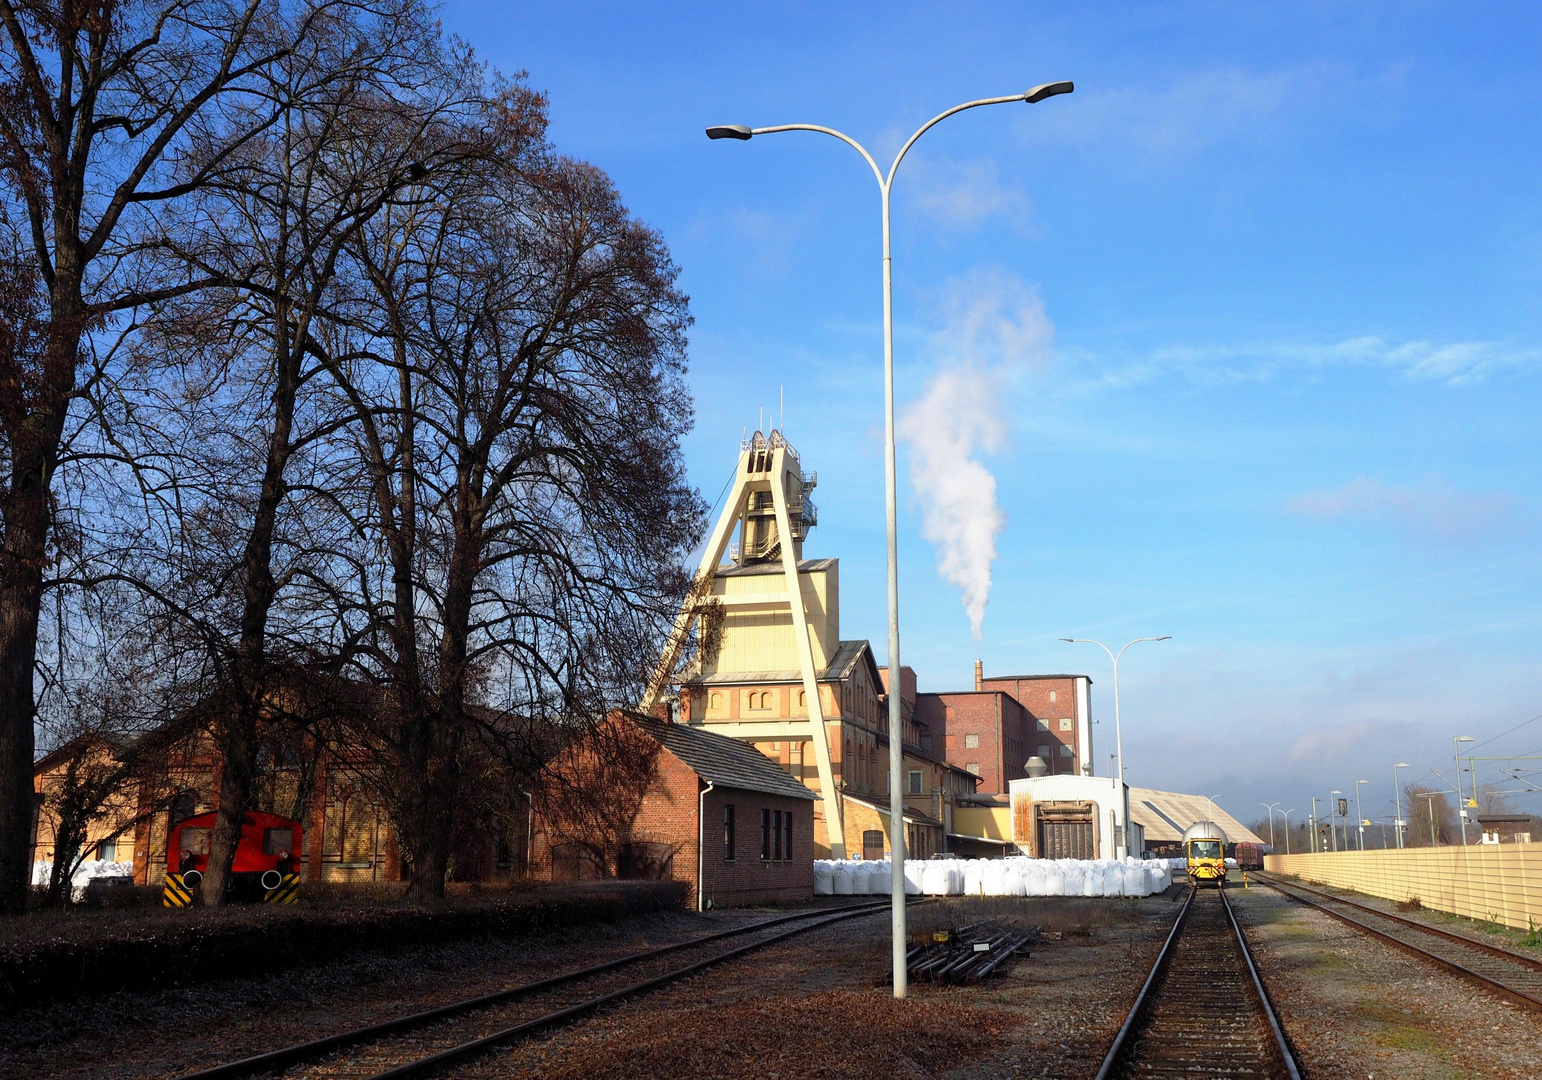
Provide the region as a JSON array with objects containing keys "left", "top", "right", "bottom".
[
  {"left": 0, "top": 0, "right": 325, "bottom": 910},
  {"left": 319, "top": 93, "right": 704, "bottom": 900},
  {"left": 1404, "top": 784, "right": 1455, "bottom": 847},
  {"left": 113, "top": 0, "right": 477, "bottom": 904}
]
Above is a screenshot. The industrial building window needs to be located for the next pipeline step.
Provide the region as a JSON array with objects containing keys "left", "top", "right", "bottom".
[
  {"left": 1049, "top": 690, "right": 1057, "bottom": 703},
  {"left": 761, "top": 809, "right": 772, "bottom": 859},
  {"left": 783, "top": 811, "right": 794, "bottom": 861},
  {"left": 1036, "top": 718, "right": 1049, "bottom": 731},
  {"left": 1037, "top": 744, "right": 1052, "bottom": 759},
  {"left": 907, "top": 770, "right": 923, "bottom": 795},
  {"left": 773, "top": 810, "right": 783, "bottom": 860},
  {"left": 964, "top": 733, "right": 980, "bottom": 749},
  {"left": 965, "top": 762, "right": 981, "bottom": 775},
  {"left": 724, "top": 804, "right": 736, "bottom": 860},
  {"left": 1059, "top": 745, "right": 1073, "bottom": 757},
  {"left": 1058, "top": 718, "right": 1073, "bottom": 731}
]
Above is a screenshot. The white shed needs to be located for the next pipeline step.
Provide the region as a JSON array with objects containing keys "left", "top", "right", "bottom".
[{"left": 1007, "top": 774, "right": 1143, "bottom": 861}]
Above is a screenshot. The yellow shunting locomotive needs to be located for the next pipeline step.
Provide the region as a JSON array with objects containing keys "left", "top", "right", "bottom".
[{"left": 1183, "top": 821, "right": 1228, "bottom": 888}]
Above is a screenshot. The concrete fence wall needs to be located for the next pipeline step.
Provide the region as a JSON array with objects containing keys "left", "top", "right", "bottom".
[{"left": 1266, "top": 846, "right": 1542, "bottom": 931}]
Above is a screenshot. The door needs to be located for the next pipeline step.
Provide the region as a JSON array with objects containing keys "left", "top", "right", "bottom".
[{"left": 1038, "top": 815, "right": 1095, "bottom": 860}]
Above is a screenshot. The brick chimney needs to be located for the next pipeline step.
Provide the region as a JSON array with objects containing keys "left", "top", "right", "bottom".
[{"left": 974, "top": 659, "right": 983, "bottom": 691}]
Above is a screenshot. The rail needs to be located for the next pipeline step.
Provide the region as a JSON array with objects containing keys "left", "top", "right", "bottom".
[
  {"left": 1094, "top": 887, "right": 1300, "bottom": 1080},
  {"left": 179, "top": 898, "right": 910, "bottom": 1080},
  {"left": 1261, "top": 873, "right": 1542, "bottom": 1013}
]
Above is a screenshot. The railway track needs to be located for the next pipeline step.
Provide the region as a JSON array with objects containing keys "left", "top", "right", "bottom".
[
  {"left": 1095, "top": 886, "right": 1301, "bottom": 1080},
  {"left": 180, "top": 898, "right": 908, "bottom": 1080},
  {"left": 1260, "top": 873, "right": 1542, "bottom": 1012}
]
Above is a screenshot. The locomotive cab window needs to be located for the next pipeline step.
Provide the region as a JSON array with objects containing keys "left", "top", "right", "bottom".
[
  {"left": 1189, "top": 839, "right": 1222, "bottom": 859},
  {"left": 179, "top": 827, "right": 211, "bottom": 855},
  {"left": 263, "top": 828, "right": 294, "bottom": 855}
]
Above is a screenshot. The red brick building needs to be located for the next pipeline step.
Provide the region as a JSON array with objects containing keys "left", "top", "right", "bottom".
[
  {"left": 530, "top": 712, "right": 815, "bottom": 909},
  {"left": 917, "top": 664, "right": 1095, "bottom": 794}
]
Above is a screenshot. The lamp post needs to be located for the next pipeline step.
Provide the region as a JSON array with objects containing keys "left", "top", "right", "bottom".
[
  {"left": 1415, "top": 791, "right": 1441, "bottom": 846},
  {"left": 1393, "top": 762, "right": 1410, "bottom": 849},
  {"left": 1260, "top": 802, "right": 1281, "bottom": 849},
  {"left": 1355, "top": 780, "right": 1369, "bottom": 850},
  {"left": 709, "top": 80, "right": 1074, "bottom": 1001},
  {"left": 1309, "top": 796, "right": 1318, "bottom": 853},
  {"left": 1454, "top": 736, "right": 1474, "bottom": 846},
  {"left": 1282, "top": 809, "right": 1296, "bottom": 855},
  {"left": 1330, "top": 790, "right": 1343, "bottom": 852},
  {"left": 1060, "top": 635, "right": 1170, "bottom": 858}
]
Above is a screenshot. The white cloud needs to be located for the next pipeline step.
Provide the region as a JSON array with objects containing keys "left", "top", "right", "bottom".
[
  {"left": 901, "top": 156, "right": 1033, "bottom": 234},
  {"left": 1286, "top": 476, "right": 1516, "bottom": 541},
  {"left": 898, "top": 270, "right": 1053, "bottom": 639}
]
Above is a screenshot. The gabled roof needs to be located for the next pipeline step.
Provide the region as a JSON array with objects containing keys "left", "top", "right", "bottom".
[
  {"left": 686, "top": 639, "right": 881, "bottom": 688},
  {"left": 633, "top": 715, "right": 816, "bottom": 802},
  {"left": 1128, "top": 787, "right": 1263, "bottom": 845}
]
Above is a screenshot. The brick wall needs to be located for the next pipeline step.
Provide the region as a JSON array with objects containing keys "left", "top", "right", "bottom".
[
  {"left": 915, "top": 691, "right": 1031, "bottom": 795},
  {"left": 531, "top": 733, "right": 813, "bottom": 909},
  {"left": 981, "top": 676, "right": 1084, "bottom": 776}
]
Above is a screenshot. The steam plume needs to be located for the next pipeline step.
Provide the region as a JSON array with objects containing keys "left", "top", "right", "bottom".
[{"left": 898, "top": 271, "right": 1053, "bottom": 639}]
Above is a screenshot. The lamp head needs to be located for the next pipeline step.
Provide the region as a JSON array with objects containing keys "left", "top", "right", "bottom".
[
  {"left": 1156, "top": 635, "right": 1172, "bottom": 641},
  {"left": 1025, "top": 80, "right": 1075, "bottom": 103},
  {"left": 1395, "top": 762, "right": 1410, "bottom": 768},
  {"left": 1059, "top": 637, "right": 1076, "bottom": 643},
  {"left": 706, "top": 125, "right": 753, "bottom": 141},
  {"left": 1456, "top": 735, "right": 1475, "bottom": 742}
]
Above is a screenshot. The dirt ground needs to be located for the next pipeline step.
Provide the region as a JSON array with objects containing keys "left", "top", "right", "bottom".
[
  {"left": 11, "top": 882, "right": 1540, "bottom": 1080},
  {"left": 1232, "top": 881, "right": 1542, "bottom": 1080}
]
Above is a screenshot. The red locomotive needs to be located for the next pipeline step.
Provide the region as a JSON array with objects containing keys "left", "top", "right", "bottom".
[{"left": 168, "top": 810, "right": 302, "bottom": 900}]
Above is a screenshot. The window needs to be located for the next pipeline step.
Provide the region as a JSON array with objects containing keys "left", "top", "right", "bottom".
[
  {"left": 920, "top": 735, "right": 932, "bottom": 751},
  {"left": 617, "top": 842, "right": 675, "bottom": 880},
  {"left": 907, "top": 770, "right": 923, "bottom": 795},
  {"left": 964, "top": 733, "right": 980, "bottom": 749},
  {"left": 1058, "top": 718, "right": 1073, "bottom": 732},
  {"left": 965, "top": 762, "right": 981, "bottom": 776},
  {"left": 96, "top": 838, "right": 116, "bottom": 862},
  {"left": 724, "top": 804, "right": 736, "bottom": 860},
  {"left": 710, "top": 691, "right": 722, "bottom": 710},
  {"left": 1037, "top": 744, "right": 1052, "bottom": 759},
  {"left": 1036, "top": 718, "right": 1050, "bottom": 731},
  {"left": 783, "top": 811, "right": 794, "bottom": 861},
  {"left": 262, "top": 828, "right": 294, "bottom": 856},
  {"left": 773, "top": 810, "right": 784, "bottom": 860},
  {"left": 1049, "top": 690, "right": 1057, "bottom": 703},
  {"left": 1059, "top": 744, "right": 1074, "bottom": 758},
  {"left": 761, "top": 808, "right": 772, "bottom": 860}
]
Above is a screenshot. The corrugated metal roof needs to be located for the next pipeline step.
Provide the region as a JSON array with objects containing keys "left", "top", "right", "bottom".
[
  {"left": 1128, "top": 787, "right": 1263, "bottom": 845},
  {"left": 635, "top": 717, "right": 816, "bottom": 802},
  {"left": 687, "top": 639, "right": 873, "bottom": 686},
  {"left": 716, "top": 558, "right": 838, "bottom": 577}
]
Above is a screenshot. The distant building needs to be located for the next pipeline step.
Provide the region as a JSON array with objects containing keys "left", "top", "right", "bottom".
[{"left": 916, "top": 663, "right": 1094, "bottom": 793}]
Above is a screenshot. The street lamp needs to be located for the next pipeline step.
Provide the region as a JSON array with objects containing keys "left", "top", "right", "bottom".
[
  {"left": 1393, "top": 762, "right": 1410, "bottom": 849},
  {"left": 1330, "top": 790, "right": 1343, "bottom": 852},
  {"left": 1355, "top": 780, "right": 1369, "bottom": 850},
  {"left": 1260, "top": 802, "right": 1281, "bottom": 849},
  {"left": 1060, "top": 635, "right": 1171, "bottom": 857},
  {"left": 1309, "top": 796, "right": 1318, "bottom": 853},
  {"left": 1282, "top": 809, "right": 1296, "bottom": 855},
  {"left": 710, "top": 80, "right": 1075, "bottom": 1001},
  {"left": 1454, "top": 736, "right": 1474, "bottom": 846}
]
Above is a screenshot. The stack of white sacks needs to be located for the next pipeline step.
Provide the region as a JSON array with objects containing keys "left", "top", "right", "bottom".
[{"left": 813, "top": 856, "right": 1185, "bottom": 898}]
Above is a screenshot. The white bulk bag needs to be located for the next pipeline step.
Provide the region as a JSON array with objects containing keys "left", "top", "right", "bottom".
[
  {"left": 813, "top": 861, "right": 834, "bottom": 895},
  {"left": 832, "top": 861, "right": 855, "bottom": 895},
  {"left": 1123, "top": 864, "right": 1146, "bottom": 896}
]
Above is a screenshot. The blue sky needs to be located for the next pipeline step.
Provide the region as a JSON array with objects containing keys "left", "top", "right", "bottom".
[{"left": 444, "top": 2, "right": 1542, "bottom": 832}]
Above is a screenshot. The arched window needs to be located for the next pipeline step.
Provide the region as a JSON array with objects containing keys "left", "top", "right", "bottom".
[{"left": 710, "top": 691, "right": 722, "bottom": 711}]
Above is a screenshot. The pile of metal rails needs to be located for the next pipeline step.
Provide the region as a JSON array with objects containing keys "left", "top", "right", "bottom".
[{"left": 904, "top": 921, "right": 1037, "bottom": 984}]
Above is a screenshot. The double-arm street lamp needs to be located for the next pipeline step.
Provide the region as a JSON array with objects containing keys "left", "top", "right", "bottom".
[
  {"left": 708, "top": 80, "right": 1074, "bottom": 1000},
  {"left": 1061, "top": 636, "right": 1170, "bottom": 861},
  {"left": 1259, "top": 802, "right": 1281, "bottom": 849},
  {"left": 1392, "top": 762, "right": 1410, "bottom": 849}
]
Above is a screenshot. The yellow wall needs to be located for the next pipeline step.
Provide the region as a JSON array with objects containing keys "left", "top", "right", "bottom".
[
  {"left": 706, "top": 562, "right": 838, "bottom": 673},
  {"left": 1267, "top": 847, "right": 1542, "bottom": 931},
  {"left": 955, "top": 806, "right": 1011, "bottom": 843}
]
